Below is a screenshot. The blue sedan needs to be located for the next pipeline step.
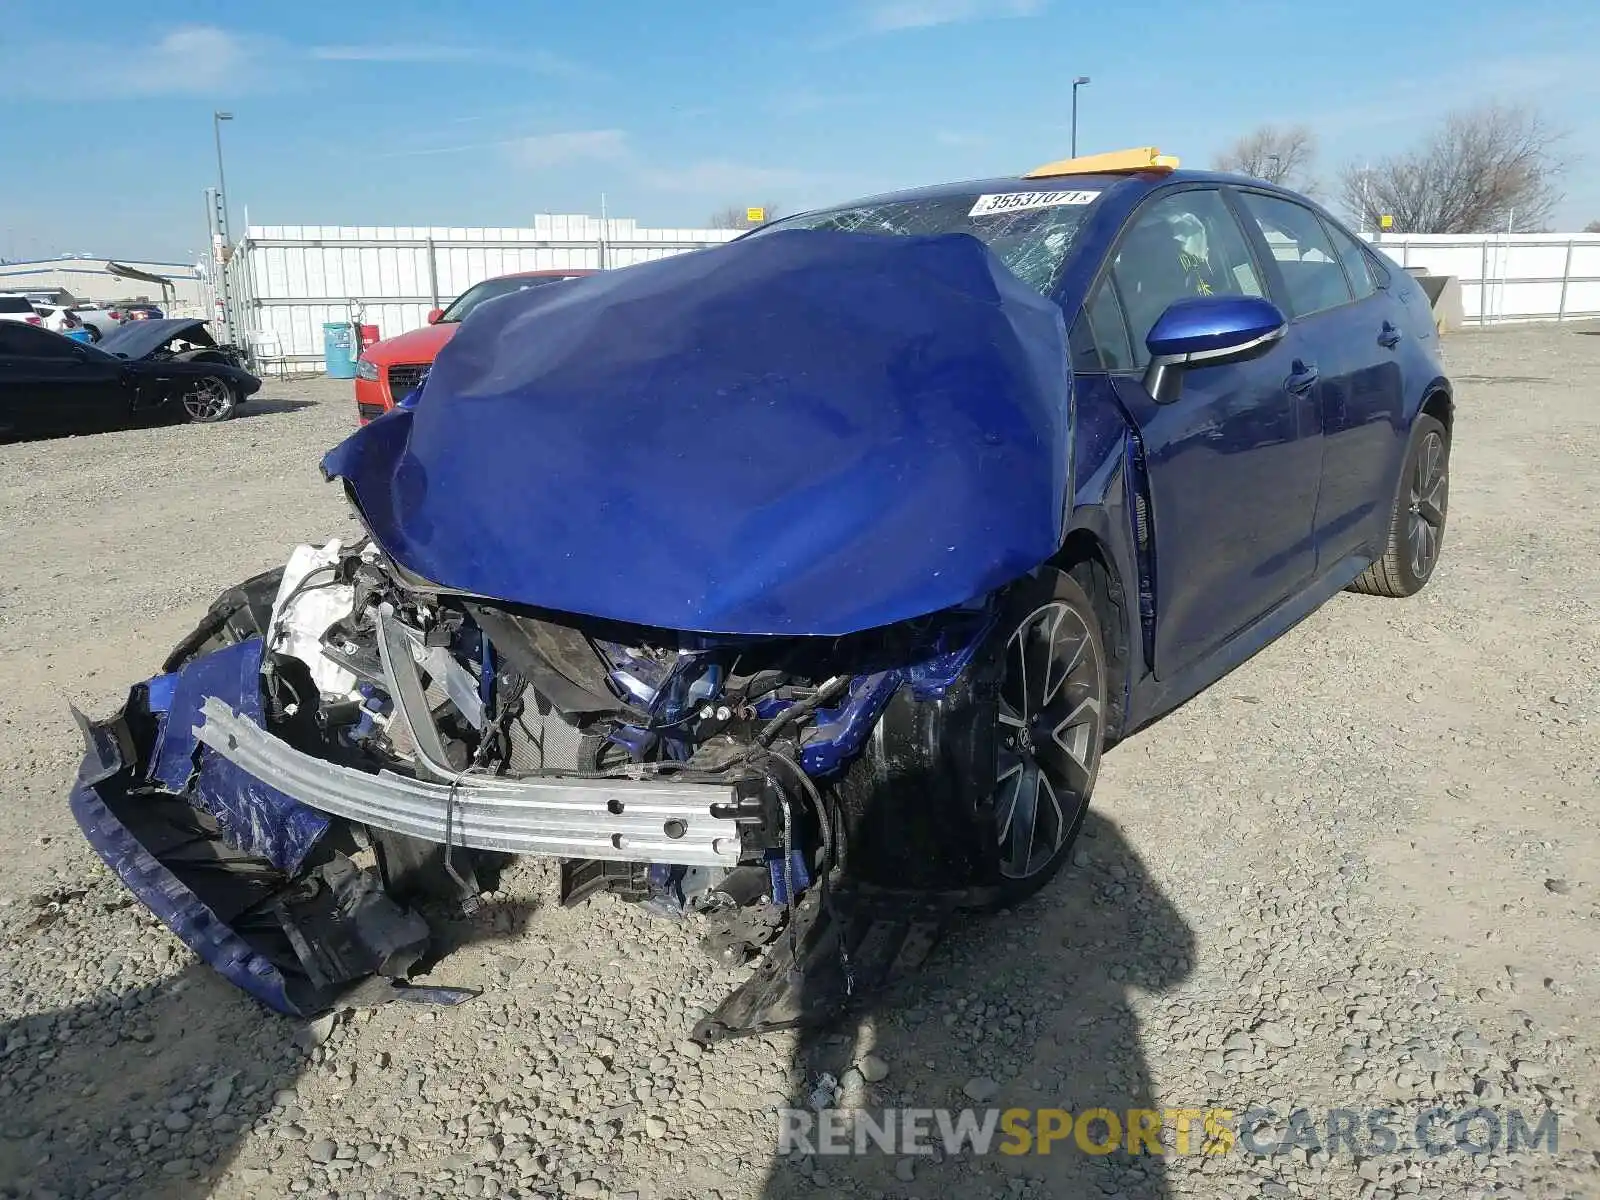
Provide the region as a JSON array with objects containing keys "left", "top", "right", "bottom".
[{"left": 68, "top": 149, "right": 1449, "bottom": 1037}]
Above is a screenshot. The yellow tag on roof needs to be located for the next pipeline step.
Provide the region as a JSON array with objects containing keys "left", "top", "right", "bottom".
[{"left": 1023, "top": 146, "right": 1180, "bottom": 179}]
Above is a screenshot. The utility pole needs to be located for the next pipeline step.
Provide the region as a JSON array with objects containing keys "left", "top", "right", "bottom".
[
  {"left": 207, "top": 188, "right": 233, "bottom": 344},
  {"left": 213, "top": 112, "right": 234, "bottom": 245},
  {"left": 1071, "top": 77, "right": 1091, "bottom": 158},
  {"left": 212, "top": 113, "right": 236, "bottom": 343}
]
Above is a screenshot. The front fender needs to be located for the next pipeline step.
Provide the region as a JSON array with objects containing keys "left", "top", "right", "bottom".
[{"left": 1062, "top": 377, "right": 1149, "bottom": 694}]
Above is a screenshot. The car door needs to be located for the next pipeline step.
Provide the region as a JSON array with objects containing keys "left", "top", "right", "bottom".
[
  {"left": 1096, "top": 187, "right": 1324, "bottom": 678},
  {"left": 0, "top": 324, "right": 128, "bottom": 436},
  {"left": 0, "top": 323, "right": 55, "bottom": 436},
  {"left": 1231, "top": 191, "right": 1405, "bottom": 569},
  {"left": 1316, "top": 218, "right": 1408, "bottom": 562}
]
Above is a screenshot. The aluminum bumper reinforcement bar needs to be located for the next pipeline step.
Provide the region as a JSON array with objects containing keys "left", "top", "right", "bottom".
[{"left": 193, "top": 697, "right": 745, "bottom": 866}]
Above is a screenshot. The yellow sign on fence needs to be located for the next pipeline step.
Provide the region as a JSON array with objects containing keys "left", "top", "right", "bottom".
[
  {"left": 746, "top": 207, "right": 766, "bottom": 224},
  {"left": 1378, "top": 214, "right": 1394, "bottom": 230}
]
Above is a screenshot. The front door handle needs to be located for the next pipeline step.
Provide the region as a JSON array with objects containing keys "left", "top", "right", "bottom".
[
  {"left": 1378, "top": 321, "right": 1402, "bottom": 349},
  {"left": 1285, "top": 361, "right": 1319, "bottom": 396}
]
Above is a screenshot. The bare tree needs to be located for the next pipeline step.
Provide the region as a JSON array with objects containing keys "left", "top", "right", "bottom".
[
  {"left": 708, "top": 204, "right": 782, "bottom": 231},
  {"left": 1338, "top": 104, "right": 1564, "bottom": 234},
  {"left": 1585, "top": 219, "right": 1600, "bottom": 233},
  {"left": 1212, "top": 125, "right": 1317, "bottom": 189}
]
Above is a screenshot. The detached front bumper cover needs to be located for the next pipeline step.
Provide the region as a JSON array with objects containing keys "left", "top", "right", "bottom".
[{"left": 68, "top": 713, "right": 309, "bottom": 1015}]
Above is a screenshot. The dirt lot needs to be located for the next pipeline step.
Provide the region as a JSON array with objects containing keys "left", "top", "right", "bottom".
[{"left": 1, "top": 327, "right": 1597, "bottom": 1200}]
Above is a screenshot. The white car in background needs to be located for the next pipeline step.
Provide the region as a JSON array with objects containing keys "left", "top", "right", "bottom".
[
  {"left": 65, "top": 303, "right": 124, "bottom": 341},
  {"left": 0, "top": 293, "right": 47, "bottom": 328},
  {"left": 26, "top": 302, "right": 85, "bottom": 336}
]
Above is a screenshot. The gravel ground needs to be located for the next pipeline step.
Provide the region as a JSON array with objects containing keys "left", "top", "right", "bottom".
[{"left": 1, "top": 327, "right": 1597, "bottom": 1200}]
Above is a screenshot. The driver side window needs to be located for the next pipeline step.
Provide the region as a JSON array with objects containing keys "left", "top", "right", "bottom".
[{"left": 1109, "top": 190, "right": 1265, "bottom": 367}]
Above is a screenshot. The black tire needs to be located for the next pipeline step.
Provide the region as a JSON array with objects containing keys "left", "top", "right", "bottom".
[
  {"left": 161, "top": 568, "right": 285, "bottom": 672},
  {"left": 1348, "top": 414, "right": 1449, "bottom": 597},
  {"left": 836, "top": 567, "right": 1108, "bottom": 905},
  {"left": 981, "top": 568, "right": 1108, "bottom": 900},
  {"left": 182, "top": 376, "right": 238, "bottom": 424}
]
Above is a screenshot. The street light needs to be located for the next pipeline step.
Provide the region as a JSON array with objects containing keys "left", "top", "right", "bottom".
[
  {"left": 1071, "top": 77, "right": 1091, "bottom": 158},
  {"left": 213, "top": 111, "right": 234, "bottom": 241}
]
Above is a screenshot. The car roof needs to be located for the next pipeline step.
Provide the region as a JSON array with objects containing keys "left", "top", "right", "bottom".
[{"left": 499, "top": 269, "right": 597, "bottom": 279}]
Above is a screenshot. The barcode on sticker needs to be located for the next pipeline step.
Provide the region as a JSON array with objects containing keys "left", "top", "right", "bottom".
[{"left": 969, "top": 190, "right": 1101, "bottom": 217}]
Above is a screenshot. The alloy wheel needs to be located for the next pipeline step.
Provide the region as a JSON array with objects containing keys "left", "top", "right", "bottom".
[
  {"left": 183, "top": 378, "right": 232, "bottom": 422},
  {"left": 1407, "top": 430, "right": 1448, "bottom": 581},
  {"left": 995, "top": 601, "right": 1104, "bottom": 880}
]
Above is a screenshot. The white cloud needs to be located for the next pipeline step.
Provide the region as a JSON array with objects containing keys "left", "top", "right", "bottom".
[
  {"left": 523, "top": 50, "right": 601, "bottom": 84},
  {"left": 767, "top": 87, "right": 872, "bottom": 116},
  {"left": 308, "top": 43, "right": 596, "bottom": 80},
  {"left": 0, "top": 24, "right": 598, "bottom": 101},
  {"left": 0, "top": 25, "right": 274, "bottom": 98},
  {"left": 861, "top": 0, "right": 1045, "bottom": 33},
  {"left": 636, "top": 159, "right": 815, "bottom": 194},
  {"left": 507, "top": 129, "right": 630, "bottom": 169},
  {"left": 380, "top": 130, "right": 811, "bottom": 204},
  {"left": 309, "top": 43, "right": 484, "bottom": 63}
]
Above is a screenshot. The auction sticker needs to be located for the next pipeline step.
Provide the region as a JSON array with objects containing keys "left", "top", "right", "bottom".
[{"left": 969, "top": 190, "right": 1100, "bottom": 217}]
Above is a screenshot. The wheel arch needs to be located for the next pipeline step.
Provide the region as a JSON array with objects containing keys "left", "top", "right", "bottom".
[
  {"left": 1045, "top": 521, "right": 1136, "bottom": 744},
  {"left": 1420, "top": 381, "right": 1453, "bottom": 436}
]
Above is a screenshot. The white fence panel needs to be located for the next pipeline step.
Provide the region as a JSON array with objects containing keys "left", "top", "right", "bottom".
[
  {"left": 225, "top": 216, "right": 740, "bottom": 363},
  {"left": 1373, "top": 232, "right": 1600, "bottom": 323}
]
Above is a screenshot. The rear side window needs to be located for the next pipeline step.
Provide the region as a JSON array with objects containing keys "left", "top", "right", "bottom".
[
  {"left": 1366, "top": 248, "right": 1394, "bottom": 289},
  {"left": 1236, "top": 192, "right": 1353, "bottom": 318},
  {"left": 1324, "top": 220, "right": 1377, "bottom": 300},
  {"left": 0, "top": 295, "right": 36, "bottom": 314}
]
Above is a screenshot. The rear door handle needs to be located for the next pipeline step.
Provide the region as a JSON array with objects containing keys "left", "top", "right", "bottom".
[
  {"left": 1378, "top": 321, "right": 1402, "bottom": 349},
  {"left": 1285, "top": 362, "right": 1319, "bottom": 395}
]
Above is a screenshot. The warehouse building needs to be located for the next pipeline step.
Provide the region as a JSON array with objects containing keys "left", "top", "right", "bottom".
[{"left": 0, "top": 256, "right": 208, "bottom": 315}]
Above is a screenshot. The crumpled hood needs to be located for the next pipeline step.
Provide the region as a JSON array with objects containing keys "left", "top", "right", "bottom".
[
  {"left": 98, "top": 317, "right": 210, "bottom": 360},
  {"left": 322, "top": 228, "right": 1073, "bottom": 636}
]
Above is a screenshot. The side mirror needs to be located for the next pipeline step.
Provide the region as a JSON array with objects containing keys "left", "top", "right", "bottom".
[
  {"left": 426, "top": 308, "right": 445, "bottom": 325},
  {"left": 1142, "top": 295, "right": 1286, "bottom": 402}
]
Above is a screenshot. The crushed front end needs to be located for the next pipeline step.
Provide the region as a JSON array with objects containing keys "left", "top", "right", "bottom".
[{"left": 71, "top": 537, "right": 1011, "bottom": 1036}]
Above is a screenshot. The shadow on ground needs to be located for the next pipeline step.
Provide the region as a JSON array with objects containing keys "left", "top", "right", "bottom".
[
  {"left": 758, "top": 809, "right": 1196, "bottom": 1199},
  {"left": 0, "top": 398, "right": 320, "bottom": 444},
  {"left": 0, "top": 966, "right": 301, "bottom": 1200},
  {"left": 235, "top": 399, "right": 319, "bottom": 421},
  {"left": 0, "top": 895, "right": 543, "bottom": 1200}
]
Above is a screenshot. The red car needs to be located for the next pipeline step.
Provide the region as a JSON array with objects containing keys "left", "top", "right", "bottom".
[{"left": 355, "top": 269, "right": 594, "bottom": 422}]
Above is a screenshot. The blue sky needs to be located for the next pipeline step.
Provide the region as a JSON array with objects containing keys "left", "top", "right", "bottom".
[{"left": 2, "top": 0, "right": 1598, "bottom": 261}]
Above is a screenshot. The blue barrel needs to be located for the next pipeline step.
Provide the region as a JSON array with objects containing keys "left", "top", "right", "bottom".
[
  {"left": 66, "top": 329, "right": 92, "bottom": 343},
  {"left": 323, "top": 322, "right": 357, "bottom": 378}
]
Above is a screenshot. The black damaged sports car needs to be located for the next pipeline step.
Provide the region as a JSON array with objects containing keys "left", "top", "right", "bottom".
[{"left": 0, "top": 318, "right": 261, "bottom": 438}]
